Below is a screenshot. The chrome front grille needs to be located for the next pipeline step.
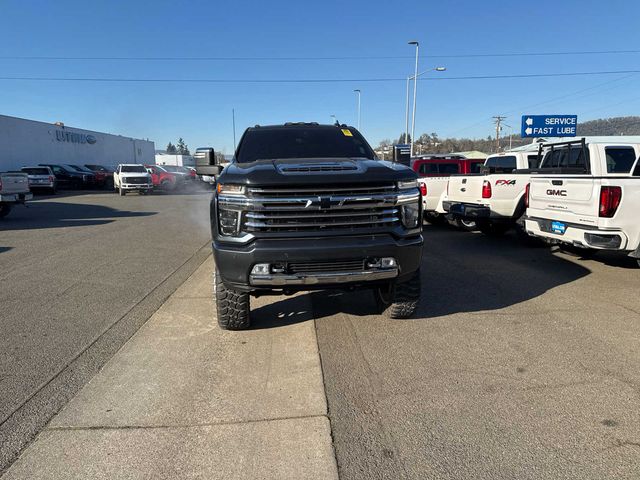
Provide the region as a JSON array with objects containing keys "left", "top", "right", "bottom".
[{"left": 241, "top": 184, "right": 400, "bottom": 233}]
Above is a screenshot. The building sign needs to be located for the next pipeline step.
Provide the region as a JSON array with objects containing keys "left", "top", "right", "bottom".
[
  {"left": 521, "top": 115, "right": 577, "bottom": 137},
  {"left": 55, "top": 130, "right": 97, "bottom": 145}
]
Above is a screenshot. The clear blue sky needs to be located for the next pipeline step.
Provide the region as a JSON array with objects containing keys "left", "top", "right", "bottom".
[{"left": 2, "top": 0, "right": 639, "bottom": 153}]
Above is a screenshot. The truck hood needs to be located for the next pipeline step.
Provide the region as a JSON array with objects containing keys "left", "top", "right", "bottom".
[{"left": 219, "top": 158, "right": 416, "bottom": 186}]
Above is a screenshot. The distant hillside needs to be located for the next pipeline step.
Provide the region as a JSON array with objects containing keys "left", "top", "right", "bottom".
[
  {"left": 387, "top": 116, "right": 640, "bottom": 155},
  {"left": 576, "top": 116, "right": 640, "bottom": 136}
]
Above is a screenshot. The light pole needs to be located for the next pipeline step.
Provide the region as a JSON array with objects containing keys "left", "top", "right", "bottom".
[
  {"left": 330, "top": 114, "right": 337, "bottom": 125},
  {"left": 353, "top": 89, "right": 361, "bottom": 130},
  {"left": 404, "top": 65, "right": 446, "bottom": 151},
  {"left": 408, "top": 41, "right": 419, "bottom": 156}
]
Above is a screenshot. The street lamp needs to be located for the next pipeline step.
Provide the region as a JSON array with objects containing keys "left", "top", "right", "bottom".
[
  {"left": 408, "top": 41, "right": 419, "bottom": 156},
  {"left": 353, "top": 89, "right": 361, "bottom": 130},
  {"left": 404, "top": 65, "right": 446, "bottom": 153}
]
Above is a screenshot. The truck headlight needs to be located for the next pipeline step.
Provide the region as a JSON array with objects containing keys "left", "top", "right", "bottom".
[
  {"left": 218, "top": 208, "right": 242, "bottom": 236},
  {"left": 397, "top": 179, "right": 418, "bottom": 190},
  {"left": 217, "top": 184, "right": 245, "bottom": 195},
  {"left": 401, "top": 202, "right": 420, "bottom": 228}
]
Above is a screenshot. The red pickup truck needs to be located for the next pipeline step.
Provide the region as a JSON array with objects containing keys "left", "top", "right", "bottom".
[{"left": 144, "top": 165, "right": 183, "bottom": 191}]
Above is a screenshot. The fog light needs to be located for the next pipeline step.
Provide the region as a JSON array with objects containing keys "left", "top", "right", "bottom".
[
  {"left": 381, "top": 257, "right": 397, "bottom": 268},
  {"left": 251, "top": 263, "right": 270, "bottom": 275}
]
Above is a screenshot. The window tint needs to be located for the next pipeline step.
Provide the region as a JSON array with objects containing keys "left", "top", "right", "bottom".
[
  {"left": 541, "top": 146, "right": 590, "bottom": 172},
  {"left": 485, "top": 155, "right": 517, "bottom": 172},
  {"left": 121, "top": 165, "right": 146, "bottom": 173},
  {"left": 633, "top": 159, "right": 640, "bottom": 176},
  {"left": 235, "top": 127, "right": 375, "bottom": 163},
  {"left": 528, "top": 155, "right": 541, "bottom": 169},
  {"left": 438, "top": 163, "right": 459, "bottom": 174},
  {"left": 605, "top": 147, "right": 636, "bottom": 173},
  {"left": 469, "top": 161, "right": 484, "bottom": 173},
  {"left": 418, "top": 163, "right": 438, "bottom": 175}
]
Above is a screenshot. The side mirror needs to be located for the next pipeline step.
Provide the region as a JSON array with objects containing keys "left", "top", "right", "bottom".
[{"left": 194, "top": 147, "right": 221, "bottom": 176}]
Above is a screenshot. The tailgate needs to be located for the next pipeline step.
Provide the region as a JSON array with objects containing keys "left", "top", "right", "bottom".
[
  {"left": 528, "top": 176, "right": 599, "bottom": 225},
  {"left": 0, "top": 173, "right": 30, "bottom": 194},
  {"left": 446, "top": 175, "right": 486, "bottom": 204},
  {"left": 423, "top": 177, "right": 449, "bottom": 206}
]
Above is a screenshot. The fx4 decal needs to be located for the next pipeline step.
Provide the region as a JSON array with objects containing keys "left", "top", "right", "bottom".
[{"left": 495, "top": 179, "right": 517, "bottom": 186}]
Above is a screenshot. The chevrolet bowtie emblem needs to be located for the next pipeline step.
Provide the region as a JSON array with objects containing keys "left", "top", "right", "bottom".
[{"left": 320, "top": 196, "right": 331, "bottom": 209}]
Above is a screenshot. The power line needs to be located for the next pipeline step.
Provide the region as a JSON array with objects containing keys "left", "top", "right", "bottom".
[
  {"left": 1, "top": 49, "right": 639, "bottom": 61},
  {"left": 1, "top": 69, "right": 640, "bottom": 84}
]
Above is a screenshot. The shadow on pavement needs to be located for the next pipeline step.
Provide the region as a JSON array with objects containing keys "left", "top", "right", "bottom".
[
  {"left": 0, "top": 201, "right": 156, "bottom": 231},
  {"left": 250, "top": 293, "right": 315, "bottom": 330},
  {"left": 302, "top": 224, "right": 593, "bottom": 322},
  {"left": 0, "top": 246, "right": 13, "bottom": 254}
]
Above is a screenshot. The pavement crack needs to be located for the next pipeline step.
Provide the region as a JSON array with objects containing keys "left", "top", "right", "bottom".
[{"left": 45, "top": 413, "right": 330, "bottom": 432}]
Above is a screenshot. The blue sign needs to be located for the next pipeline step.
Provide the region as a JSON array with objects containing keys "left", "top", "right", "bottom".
[{"left": 521, "top": 115, "right": 577, "bottom": 137}]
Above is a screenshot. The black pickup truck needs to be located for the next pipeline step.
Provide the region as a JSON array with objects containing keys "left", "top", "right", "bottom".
[{"left": 195, "top": 122, "right": 423, "bottom": 329}]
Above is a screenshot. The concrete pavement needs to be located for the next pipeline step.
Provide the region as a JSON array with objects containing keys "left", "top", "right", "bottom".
[{"left": 3, "top": 256, "right": 338, "bottom": 479}]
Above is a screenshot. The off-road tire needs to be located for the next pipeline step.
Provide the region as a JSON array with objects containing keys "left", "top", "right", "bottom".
[
  {"left": 214, "top": 269, "right": 250, "bottom": 330},
  {"left": 374, "top": 269, "right": 421, "bottom": 319},
  {"left": 119, "top": 187, "right": 126, "bottom": 196},
  {"left": 0, "top": 203, "right": 12, "bottom": 218}
]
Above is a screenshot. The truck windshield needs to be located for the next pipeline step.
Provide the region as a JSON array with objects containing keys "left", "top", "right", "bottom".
[
  {"left": 121, "top": 165, "right": 147, "bottom": 173},
  {"left": 235, "top": 127, "right": 375, "bottom": 163}
]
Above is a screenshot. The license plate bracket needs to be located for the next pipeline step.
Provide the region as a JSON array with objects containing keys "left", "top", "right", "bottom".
[{"left": 551, "top": 221, "right": 566, "bottom": 235}]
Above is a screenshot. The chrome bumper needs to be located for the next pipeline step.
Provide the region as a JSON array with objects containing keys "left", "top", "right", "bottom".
[
  {"left": 0, "top": 192, "right": 33, "bottom": 202},
  {"left": 250, "top": 268, "right": 399, "bottom": 286}
]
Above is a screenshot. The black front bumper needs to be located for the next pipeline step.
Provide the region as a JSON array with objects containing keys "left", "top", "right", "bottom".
[
  {"left": 214, "top": 234, "right": 423, "bottom": 293},
  {"left": 443, "top": 201, "right": 491, "bottom": 219}
]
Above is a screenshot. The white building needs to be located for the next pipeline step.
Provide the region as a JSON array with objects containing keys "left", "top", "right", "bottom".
[
  {"left": 0, "top": 114, "right": 155, "bottom": 171},
  {"left": 154, "top": 153, "right": 195, "bottom": 167}
]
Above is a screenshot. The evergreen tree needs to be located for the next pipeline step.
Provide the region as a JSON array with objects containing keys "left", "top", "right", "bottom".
[
  {"left": 165, "top": 142, "right": 177, "bottom": 154},
  {"left": 176, "top": 138, "right": 190, "bottom": 155}
]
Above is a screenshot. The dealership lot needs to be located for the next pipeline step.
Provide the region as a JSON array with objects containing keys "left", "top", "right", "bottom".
[
  {"left": 0, "top": 191, "right": 212, "bottom": 472},
  {"left": 2, "top": 194, "right": 640, "bottom": 478}
]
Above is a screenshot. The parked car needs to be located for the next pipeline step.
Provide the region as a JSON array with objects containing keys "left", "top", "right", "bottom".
[
  {"left": 0, "top": 171, "right": 32, "bottom": 218},
  {"left": 64, "top": 165, "right": 99, "bottom": 188},
  {"left": 194, "top": 122, "right": 423, "bottom": 330},
  {"left": 113, "top": 164, "right": 153, "bottom": 195},
  {"left": 145, "top": 164, "right": 183, "bottom": 191},
  {"left": 83, "top": 164, "right": 115, "bottom": 189},
  {"left": 440, "top": 149, "right": 542, "bottom": 236},
  {"left": 413, "top": 156, "right": 485, "bottom": 227},
  {"left": 526, "top": 138, "right": 640, "bottom": 265},
  {"left": 156, "top": 164, "right": 197, "bottom": 184},
  {"left": 20, "top": 166, "right": 57, "bottom": 194},
  {"left": 38, "top": 163, "right": 94, "bottom": 189}
]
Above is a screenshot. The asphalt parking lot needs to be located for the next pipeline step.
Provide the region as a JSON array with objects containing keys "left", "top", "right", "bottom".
[
  {"left": 2, "top": 194, "right": 640, "bottom": 479},
  {"left": 0, "top": 190, "right": 213, "bottom": 472}
]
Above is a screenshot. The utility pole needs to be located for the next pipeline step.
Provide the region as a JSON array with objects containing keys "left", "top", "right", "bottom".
[
  {"left": 493, "top": 116, "right": 507, "bottom": 152},
  {"left": 232, "top": 109, "right": 237, "bottom": 152}
]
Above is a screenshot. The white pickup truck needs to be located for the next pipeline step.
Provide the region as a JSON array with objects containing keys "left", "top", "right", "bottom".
[
  {"left": 525, "top": 138, "right": 640, "bottom": 265},
  {"left": 113, "top": 164, "right": 153, "bottom": 196},
  {"left": 441, "top": 149, "right": 541, "bottom": 235},
  {"left": 0, "top": 172, "right": 33, "bottom": 218}
]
